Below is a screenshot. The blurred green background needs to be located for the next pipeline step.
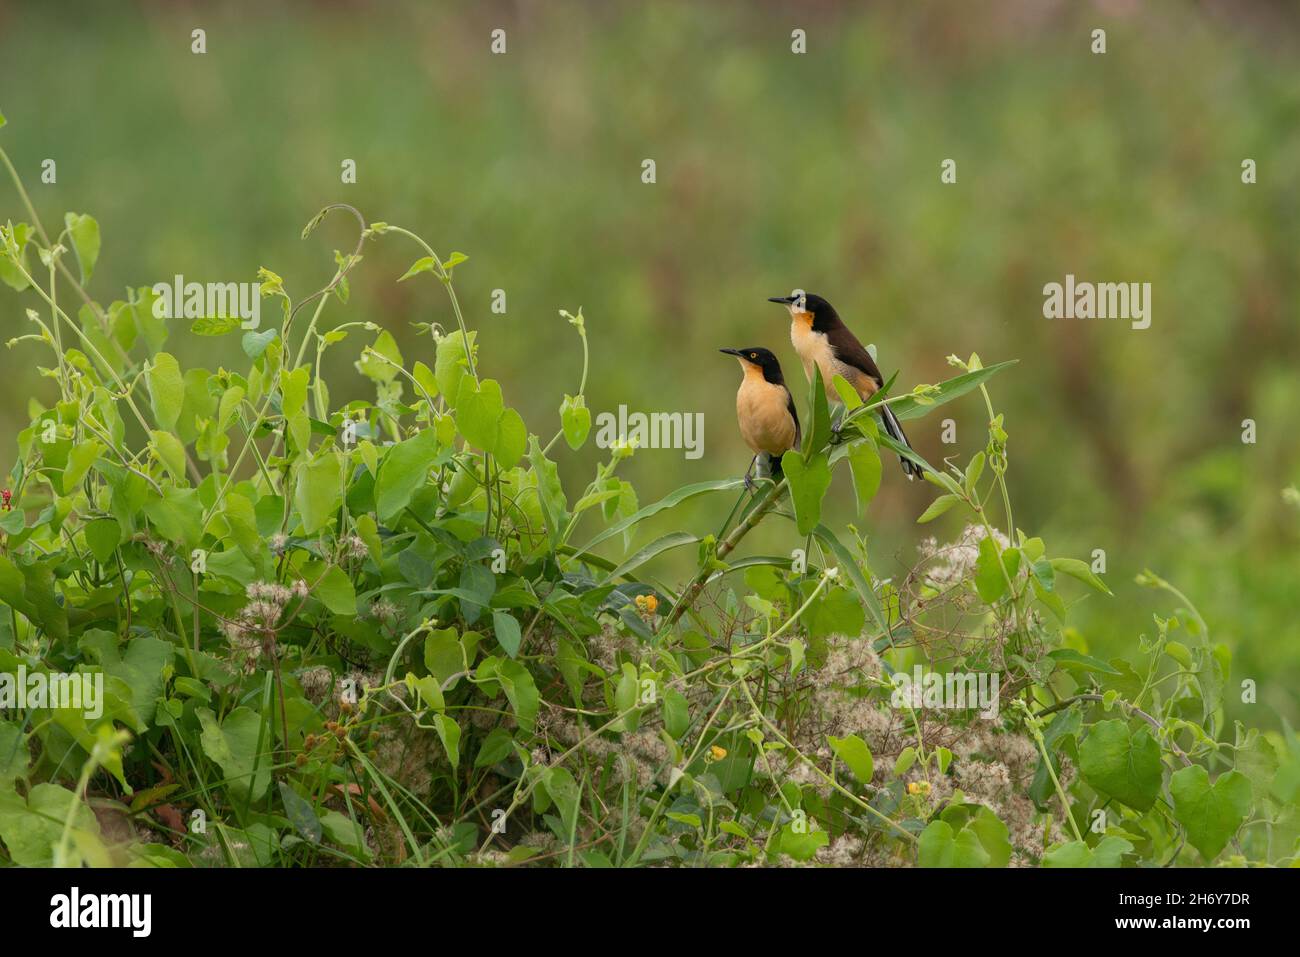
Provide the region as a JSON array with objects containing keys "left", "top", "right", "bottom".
[{"left": 1, "top": 1, "right": 1297, "bottom": 725}]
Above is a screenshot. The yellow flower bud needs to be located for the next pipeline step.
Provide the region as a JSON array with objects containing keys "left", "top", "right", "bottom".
[{"left": 710, "top": 745, "right": 727, "bottom": 761}]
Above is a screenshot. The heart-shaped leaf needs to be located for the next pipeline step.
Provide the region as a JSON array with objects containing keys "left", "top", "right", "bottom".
[
  {"left": 455, "top": 377, "right": 505, "bottom": 452},
  {"left": 828, "top": 734, "right": 874, "bottom": 784},
  {"left": 918, "top": 820, "right": 991, "bottom": 868},
  {"left": 1078, "top": 719, "right": 1163, "bottom": 812},
  {"left": 1170, "top": 766, "right": 1251, "bottom": 859}
]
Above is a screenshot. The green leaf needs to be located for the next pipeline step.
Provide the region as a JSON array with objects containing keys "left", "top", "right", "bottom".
[
  {"left": 894, "top": 747, "right": 918, "bottom": 776},
  {"left": 615, "top": 663, "right": 640, "bottom": 733},
  {"left": 889, "top": 360, "right": 1018, "bottom": 421},
  {"left": 964, "top": 451, "right": 986, "bottom": 494},
  {"left": 397, "top": 256, "right": 436, "bottom": 282},
  {"left": 495, "top": 659, "right": 539, "bottom": 732},
  {"left": 0, "top": 556, "right": 68, "bottom": 642},
  {"left": 804, "top": 365, "right": 833, "bottom": 454},
  {"left": 917, "top": 493, "right": 960, "bottom": 524},
  {"left": 0, "top": 721, "right": 29, "bottom": 786},
  {"left": 280, "top": 365, "right": 311, "bottom": 452},
  {"left": 974, "top": 535, "right": 1007, "bottom": 603},
  {"left": 411, "top": 360, "right": 439, "bottom": 400},
  {"left": 0, "top": 221, "right": 32, "bottom": 291},
  {"left": 197, "top": 706, "right": 271, "bottom": 802},
  {"left": 143, "top": 486, "right": 203, "bottom": 550},
  {"left": 543, "top": 767, "right": 580, "bottom": 832},
  {"left": 149, "top": 430, "right": 187, "bottom": 482},
  {"left": 781, "top": 450, "right": 831, "bottom": 536},
  {"left": 320, "top": 810, "right": 367, "bottom": 859},
  {"left": 1047, "top": 649, "right": 1121, "bottom": 676},
  {"left": 63, "top": 439, "right": 104, "bottom": 493},
  {"left": 1030, "top": 557, "right": 1055, "bottom": 591},
  {"left": 423, "top": 628, "right": 466, "bottom": 686},
  {"left": 147, "top": 353, "right": 185, "bottom": 432},
  {"left": 432, "top": 713, "right": 461, "bottom": 769},
  {"left": 492, "top": 610, "right": 522, "bottom": 658},
  {"left": 805, "top": 586, "right": 865, "bottom": 639},
  {"left": 602, "top": 531, "right": 698, "bottom": 583},
  {"left": 82, "top": 517, "right": 121, "bottom": 563},
  {"left": 494, "top": 408, "right": 527, "bottom": 468},
  {"left": 222, "top": 491, "right": 261, "bottom": 562},
  {"left": 918, "top": 820, "right": 991, "bottom": 867},
  {"left": 572, "top": 479, "right": 742, "bottom": 560},
  {"left": 811, "top": 523, "right": 887, "bottom": 634},
  {"left": 356, "top": 330, "right": 403, "bottom": 384},
  {"left": 662, "top": 688, "right": 689, "bottom": 739},
  {"left": 64, "top": 212, "right": 101, "bottom": 283},
  {"left": 778, "top": 824, "right": 829, "bottom": 861},
  {"left": 1042, "top": 836, "right": 1134, "bottom": 868},
  {"left": 846, "top": 441, "right": 882, "bottom": 514},
  {"left": 374, "top": 429, "right": 439, "bottom": 521},
  {"left": 528, "top": 436, "right": 569, "bottom": 550},
  {"left": 241, "top": 328, "right": 277, "bottom": 359},
  {"left": 1050, "top": 557, "right": 1113, "bottom": 596},
  {"left": 410, "top": 674, "right": 445, "bottom": 712},
  {"left": 1078, "top": 719, "right": 1163, "bottom": 812},
  {"left": 455, "top": 377, "right": 505, "bottom": 451},
  {"left": 294, "top": 451, "right": 342, "bottom": 535},
  {"left": 78, "top": 631, "right": 174, "bottom": 727},
  {"left": 0, "top": 784, "right": 99, "bottom": 866},
  {"left": 475, "top": 727, "right": 515, "bottom": 768},
  {"left": 560, "top": 394, "right": 591, "bottom": 450},
  {"left": 312, "top": 564, "right": 357, "bottom": 616},
  {"left": 435, "top": 331, "right": 476, "bottom": 402},
  {"left": 968, "top": 806, "right": 1011, "bottom": 867},
  {"left": 1170, "top": 766, "right": 1251, "bottom": 860},
  {"left": 828, "top": 734, "right": 874, "bottom": 784},
  {"left": 190, "top": 316, "right": 243, "bottom": 336},
  {"left": 278, "top": 782, "right": 322, "bottom": 844}
]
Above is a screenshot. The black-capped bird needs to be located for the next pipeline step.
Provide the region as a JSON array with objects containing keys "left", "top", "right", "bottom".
[
  {"left": 768, "top": 291, "right": 920, "bottom": 479},
  {"left": 720, "top": 347, "right": 801, "bottom": 487}
]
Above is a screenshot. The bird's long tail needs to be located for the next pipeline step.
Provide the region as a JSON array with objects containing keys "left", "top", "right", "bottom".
[{"left": 880, "top": 405, "right": 921, "bottom": 480}]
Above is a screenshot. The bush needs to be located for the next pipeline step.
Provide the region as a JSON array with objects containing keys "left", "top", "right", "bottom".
[{"left": 0, "top": 130, "right": 1296, "bottom": 867}]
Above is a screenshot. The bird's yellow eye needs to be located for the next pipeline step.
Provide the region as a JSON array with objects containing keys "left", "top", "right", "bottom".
[{"left": 750, "top": 353, "right": 757, "bottom": 359}]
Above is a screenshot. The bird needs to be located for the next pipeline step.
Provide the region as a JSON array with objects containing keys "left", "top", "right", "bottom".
[
  {"left": 720, "top": 347, "right": 801, "bottom": 488},
  {"left": 768, "top": 291, "right": 920, "bottom": 478}
]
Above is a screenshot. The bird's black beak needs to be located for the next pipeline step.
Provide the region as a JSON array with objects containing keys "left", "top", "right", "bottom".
[
  {"left": 767, "top": 295, "right": 796, "bottom": 305},
  {"left": 719, "top": 348, "right": 744, "bottom": 357}
]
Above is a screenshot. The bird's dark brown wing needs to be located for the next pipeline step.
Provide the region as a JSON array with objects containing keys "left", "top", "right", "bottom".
[{"left": 827, "top": 322, "right": 885, "bottom": 387}]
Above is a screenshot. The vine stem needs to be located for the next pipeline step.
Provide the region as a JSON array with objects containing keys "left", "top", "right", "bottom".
[
  {"left": 737, "top": 680, "right": 918, "bottom": 844},
  {"left": 0, "top": 144, "right": 129, "bottom": 362},
  {"left": 663, "top": 477, "right": 788, "bottom": 628},
  {"left": 1015, "top": 701, "right": 1085, "bottom": 843},
  {"left": 1035, "top": 693, "right": 1193, "bottom": 767}
]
